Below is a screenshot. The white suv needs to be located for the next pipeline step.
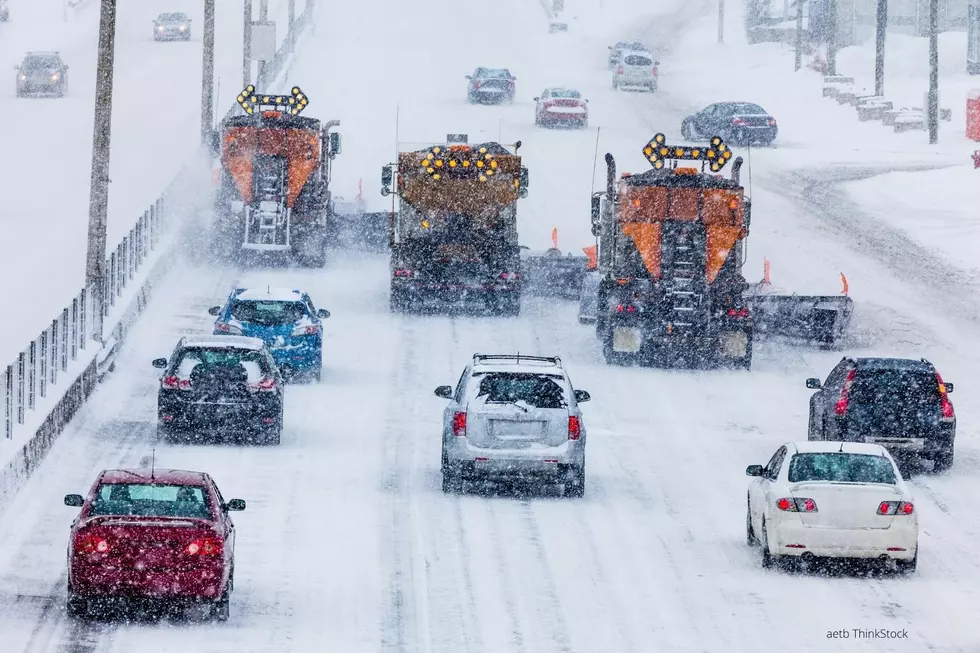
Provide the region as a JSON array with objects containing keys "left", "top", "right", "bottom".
[
  {"left": 435, "top": 354, "right": 591, "bottom": 496},
  {"left": 612, "top": 50, "right": 658, "bottom": 92}
]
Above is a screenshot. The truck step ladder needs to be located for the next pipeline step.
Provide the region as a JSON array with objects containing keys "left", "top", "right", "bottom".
[{"left": 661, "top": 223, "right": 707, "bottom": 331}]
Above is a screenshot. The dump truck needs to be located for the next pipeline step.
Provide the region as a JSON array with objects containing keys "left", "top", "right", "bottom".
[
  {"left": 380, "top": 134, "right": 529, "bottom": 314},
  {"left": 586, "top": 132, "right": 852, "bottom": 367},
  {"left": 211, "top": 85, "right": 342, "bottom": 267}
]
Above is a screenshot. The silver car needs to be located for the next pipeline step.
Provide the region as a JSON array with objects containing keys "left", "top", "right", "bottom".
[
  {"left": 153, "top": 12, "right": 192, "bottom": 41},
  {"left": 435, "top": 354, "right": 591, "bottom": 496},
  {"left": 612, "top": 50, "right": 658, "bottom": 92}
]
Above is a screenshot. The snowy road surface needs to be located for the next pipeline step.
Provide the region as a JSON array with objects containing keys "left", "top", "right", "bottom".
[{"left": 1, "top": 0, "right": 979, "bottom": 649}]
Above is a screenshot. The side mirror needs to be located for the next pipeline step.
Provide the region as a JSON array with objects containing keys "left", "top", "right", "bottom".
[
  {"left": 655, "top": 61, "right": 660, "bottom": 66},
  {"left": 745, "top": 465, "right": 764, "bottom": 477},
  {"left": 533, "top": 97, "right": 539, "bottom": 101},
  {"left": 574, "top": 389, "right": 591, "bottom": 403},
  {"left": 591, "top": 195, "right": 601, "bottom": 224},
  {"left": 329, "top": 131, "right": 342, "bottom": 156},
  {"left": 316, "top": 308, "right": 331, "bottom": 319},
  {"left": 208, "top": 306, "right": 221, "bottom": 316},
  {"left": 434, "top": 385, "right": 453, "bottom": 399},
  {"left": 152, "top": 358, "right": 168, "bottom": 369},
  {"left": 381, "top": 165, "right": 393, "bottom": 196},
  {"left": 225, "top": 498, "right": 246, "bottom": 511},
  {"left": 585, "top": 99, "right": 589, "bottom": 103},
  {"left": 465, "top": 75, "right": 472, "bottom": 79},
  {"left": 944, "top": 382, "right": 954, "bottom": 393},
  {"left": 805, "top": 378, "right": 822, "bottom": 389},
  {"left": 64, "top": 494, "right": 84, "bottom": 507},
  {"left": 511, "top": 76, "right": 517, "bottom": 80}
]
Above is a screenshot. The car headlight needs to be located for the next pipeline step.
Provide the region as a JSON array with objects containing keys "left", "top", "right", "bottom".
[
  {"left": 179, "top": 25, "right": 186, "bottom": 31},
  {"left": 158, "top": 25, "right": 164, "bottom": 31},
  {"left": 19, "top": 74, "right": 26, "bottom": 81},
  {"left": 51, "top": 74, "right": 59, "bottom": 81}
]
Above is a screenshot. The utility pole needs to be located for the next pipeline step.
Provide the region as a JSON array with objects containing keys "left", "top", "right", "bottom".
[
  {"left": 201, "top": 0, "right": 215, "bottom": 144},
  {"left": 826, "top": 0, "right": 838, "bottom": 75},
  {"left": 718, "top": 0, "right": 725, "bottom": 43},
  {"left": 288, "top": 0, "right": 295, "bottom": 50},
  {"left": 794, "top": 0, "right": 804, "bottom": 71},
  {"left": 874, "top": 0, "right": 887, "bottom": 95},
  {"left": 927, "top": 0, "right": 939, "bottom": 143},
  {"left": 243, "top": 0, "right": 252, "bottom": 88},
  {"left": 85, "top": 0, "right": 118, "bottom": 344},
  {"left": 257, "top": 0, "right": 268, "bottom": 85}
]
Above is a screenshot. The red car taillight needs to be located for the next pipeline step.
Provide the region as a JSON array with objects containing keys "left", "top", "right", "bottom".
[
  {"left": 768, "top": 118, "right": 777, "bottom": 126},
  {"left": 186, "top": 537, "right": 224, "bottom": 555},
  {"left": 452, "top": 411, "right": 466, "bottom": 437},
  {"left": 162, "top": 375, "right": 191, "bottom": 390},
  {"left": 617, "top": 66, "right": 624, "bottom": 74},
  {"left": 249, "top": 377, "right": 277, "bottom": 391},
  {"left": 776, "top": 497, "right": 817, "bottom": 512},
  {"left": 500, "top": 271, "right": 519, "bottom": 280},
  {"left": 394, "top": 269, "right": 414, "bottom": 277},
  {"left": 936, "top": 371, "right": 955, "bottom": 420},
  {"left": 473, "top": 81, "right": 481, "bottom": 89},
  {"left": 878, "top": 501, "right": 914, "bottom": 515},
  {"left": 615, "top": 304, "right": 637, "bottom": 313},
  {"left": 731, "top": 118, "right": 747, "bottom": 126},
  {"left": 727, "top": 307, "right": 749, "bottom": 318},
  {"left": 75, "top": 532, "right": 111, "bottom": 554},
  {"left": 834, "top": 369, "right": 856, "bottom": 415},
  {"left": 652, "top": 66, "right": 658, "bottom": 76},
  {"left": 568, "top": 415, "right": 581, "bottom": 440}
]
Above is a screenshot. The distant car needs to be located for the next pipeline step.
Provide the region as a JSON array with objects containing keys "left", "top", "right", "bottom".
[
  {"left": 681, "top": 102, "right": 777, "bottom": 146},
  {"left": 806, "top": 357, "right": 955, "bottom": 472},
  {"left": 152, "top": 335, "right": 285, "bottom": 445},
  {"left": 466, "top": 67, "right": 516, "bottom": 104},
  {"left": 208, "top": 287, "right": 330, "bottom": 382},
  {"left": 435, "top": 354, "right": 591, "bottom": 496},
  {"left": 153, "top": 12, "right": 192, "bottom": 40},
  {"left": 0, "top": 0, "right": 9, "bottom": 21},
  {"left": 611, "top": 50, "right": 657, "bottom": 92},
  {"left": 15, "top": 51, "right": 68, "bottom": 97},
  {"left": 746, "top": 441, "right": 918, "bottom": 572},
  {"left": 607, "top": 40, "right": 646, "bottom": 69},
  {"left": 534, "top": 88, "right": 588, "bottom": 128},
  {"left": 64, "top": 468, "right": 246, "bottom": 620},
  {"left": 548, "top": 21, "right": 568, "bottom": 33}
]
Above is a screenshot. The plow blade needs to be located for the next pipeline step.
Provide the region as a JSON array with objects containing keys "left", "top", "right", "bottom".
[
  {"left": 520, "top": 248, "right": 589, "bottom": 299},
  {"left": 747, "top": 293, "right": 854, "bottom": 348},
  {"left": 326, "top": 211, "right": 390, "bottom": 252}
]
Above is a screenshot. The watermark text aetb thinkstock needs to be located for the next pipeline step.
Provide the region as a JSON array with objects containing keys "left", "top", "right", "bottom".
[{"left": 827, "top": 628, "right": 909, "bottom": 640}]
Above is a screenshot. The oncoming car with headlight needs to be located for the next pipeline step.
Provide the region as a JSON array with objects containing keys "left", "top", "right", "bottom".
[
  {"left": 746, "top": 441, "right": 918, "bottom": 572},
  {"left": 153, "top": 12, "right": 192, "bottom": 41},
  {"left": 209, "top": 287, "right": 331, "bottom": 381},
  {"left": 15, "top": 51, "right": 68, "bottom": 97}
]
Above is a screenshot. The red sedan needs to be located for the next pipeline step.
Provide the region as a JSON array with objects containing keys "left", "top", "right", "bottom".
[
  {"left": 64, "top": 468, "right": 246, "bottom": 620},
  {"left": 534, "top": 87, "right": 589, "bottom": 128}
]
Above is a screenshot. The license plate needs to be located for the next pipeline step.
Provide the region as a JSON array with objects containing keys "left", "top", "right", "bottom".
[
  {"left": 613, "top": 327, "right": 642, "bottom": 352},
  {"left": 864, "top": 436, "right": 924, "bottom": 451}
]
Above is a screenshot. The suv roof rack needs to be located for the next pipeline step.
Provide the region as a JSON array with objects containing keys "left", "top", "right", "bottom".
[{"left": 472, "top": 353, "right": 562, "bottom": 367}]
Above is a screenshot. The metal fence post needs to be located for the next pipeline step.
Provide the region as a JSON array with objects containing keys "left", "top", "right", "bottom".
[
  {"left": 16, "top": 352, "right": 25, "bottom": 425},
  {"left": 28, "top": 340, "right": 36, "bottom": 411},
  {"left": 68, "top": 303, "right": 76, "bottom": 364},
  {"left": 4, "top": 366, "right": 12, "bottom": 439},
  {"left": 50, "top": 319, "right": 59, "bottom": 387},
  {"left": 109, "top": 252, "right": 117, "bottom": 306},
  {"left": 79, "top": 290, "right": 87, "bottom": 351}
]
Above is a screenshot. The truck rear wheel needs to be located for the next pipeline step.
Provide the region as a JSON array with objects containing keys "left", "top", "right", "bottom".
[{"left": 390, "top": 287, "right": 409, "bottom": 313}]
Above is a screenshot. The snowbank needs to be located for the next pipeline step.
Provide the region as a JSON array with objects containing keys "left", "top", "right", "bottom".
[{"left": 844, "top": 163, "right": 980, "bottom": 277}]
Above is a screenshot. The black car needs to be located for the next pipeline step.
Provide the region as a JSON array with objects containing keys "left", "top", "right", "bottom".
[
  {"left": 466, "top": 67, "right": 515, "bottom": 104},
  {"left": 153, "top": 12, "right": 192, "bottom": 41},
  {"left": 15, "top": 52, "right": 68, "bottom": 98},
  {"left": 152, "top": 336, "right": 285, "bottom": 445},
  {"left": 681, "top": 102, "right": 777, "bottom": 146},
  {"left": 806, "top": 357, "right": 956, "bottom": 471}
]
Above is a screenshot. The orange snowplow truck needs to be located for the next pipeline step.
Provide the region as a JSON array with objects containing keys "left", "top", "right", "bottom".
[
  {"left": 590, "top": 133, "right": 753, "bottom": 368},
  {"left": 211, "top": 85, "right": 342, "bottom": 267}
]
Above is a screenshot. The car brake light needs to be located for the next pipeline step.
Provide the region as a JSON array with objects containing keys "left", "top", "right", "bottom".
[
  {"left": 249, "top": 377, "right": 277, "bottom": 391},
  {"left": 568, "top": 415, "right": 581, "bottom": 440},
  {"left": 877, "top": 501, "right": 914, "bottom": 515},
  {"left": 834, "top": 369, "right": 856, "bottom": 415},
  {"left": 616, "top": 304, "right": 637, "bottom": 313},
  {"left": 162, "top": 375, "right": 191, "bottom": 390},
  {"left": 186, "top": 537, "right": 223, "bottom": 555},
  {"left": 394, "top": 269, "right": 414, "bottom": 277},
  {"left": 214, "top": 322, "right": 242, "bottom": 335},
  {"left": 652, "top": 67, "right": 658, "bottom": 75},
  {"left": 291, "top": 324, "right": 319, "bottom": 336},
  {"left": 452, "top": 411, "right": 466, "bottom": 437},
  {"left": 731, "top": 118, "right": 747, "bottom": 126},
  {"left": 473, "top": 81, "right": 481, "bottom": 89},
  {"left": 500, "top": 271, "right": 519, "bottom": 280},
  {"left": 727, "top": 307, "right": 749, "bottom": 317},
  {"left": 776, "top": 497, "right": 817, "bottom": 512},
  {"left": 76, "top": 533, "right": 111, "bottom": 554},
  {"left": 936, "top": 371, "right": 954, "bottom": 419},
  {"left": 617, "top": 66, "right": 624, "bottom": 74},
  {"left": 768, "top": 118, "right": 777, "bottom": 126}
]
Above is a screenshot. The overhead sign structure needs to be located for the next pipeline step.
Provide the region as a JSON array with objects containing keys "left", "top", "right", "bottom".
[{"left": 250, "top": 21, "right": 277, "bottom": 61}]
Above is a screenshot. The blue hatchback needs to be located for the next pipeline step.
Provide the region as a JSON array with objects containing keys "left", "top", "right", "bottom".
[{"left": 209, "top": 287, "right": 330, "bottom": 381}]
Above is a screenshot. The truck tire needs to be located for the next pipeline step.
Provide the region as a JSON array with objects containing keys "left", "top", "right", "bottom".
[
  {"left": 390, "top": 287, "right": 409, "bottom": 313},
  {"left": 933, "top": 440, "right": 954, "bottom": 472}
]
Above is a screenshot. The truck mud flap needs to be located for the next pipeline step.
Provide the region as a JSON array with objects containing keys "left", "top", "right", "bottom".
[
  {"left": 747, "top": 294, "right": 854, "bottom": 347},
  {"left": 326, "top": 211, "right": 390, "bottom": 252},
  {"left": 521, "top": 251, "right": 588, "bottom": 299},
  {"left": 577, "top": 271, "right": 600, "bottom": 324}
]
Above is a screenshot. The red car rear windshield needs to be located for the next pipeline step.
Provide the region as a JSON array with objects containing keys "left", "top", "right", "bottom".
[{"left": 90, "top": 483, "right": 212, "bottom": 519}]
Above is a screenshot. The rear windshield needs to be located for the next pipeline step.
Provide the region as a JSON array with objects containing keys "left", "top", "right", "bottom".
[
  {"left": 24, "top": 57, "right": 60, "bottom": 69},
  {"left": 788, "top": 453, "right": 897, "bottom": 484},
  {"left": 726, "top": 103, "right": 767, "bottom": 115},
  {"left": 160, "top": 13, "right": 188, "bottom": 20},
  {"left": 479, "top": 69, "right": 511, "bottom": 78},
  {"left": 550, "top": 89, "right": 581, "bottom": 98},
  {"left": 90, "top": 483, "right": 212, "bottom": 519},
  {"left": 849, "top": 370, "right": 939, "bottom": 406},
  {"left": 471, "top": 372, "right": 568, "bottom": 409},
  {"left": 173, "top": 347, "right": 268, "bottom": 383},
  {"left": 624, "top": 55, "right": 653, "bottom": 66},
  {"left": 615, "top": 41, "right": 644, "bottom": 50},
  {"left": 230, "top": 300, "right": 308, "bottom": 326}
]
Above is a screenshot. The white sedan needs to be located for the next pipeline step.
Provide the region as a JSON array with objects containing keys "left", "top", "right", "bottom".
[
  {"left": 746, "top": 441, "right": 918, "bottom": 571},
  {"left": 534, "top": 88, "right": 588, "bottom": 128}
]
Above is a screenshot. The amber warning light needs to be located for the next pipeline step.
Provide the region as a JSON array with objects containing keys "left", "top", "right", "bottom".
[
  {"left": 642, "top": 132, "right": 733, "bottom": 172},
  {"left": 237, "top": 85, "right": 309, "bottom": 116}
]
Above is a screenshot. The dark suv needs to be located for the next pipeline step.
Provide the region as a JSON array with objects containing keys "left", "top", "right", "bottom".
[
  {"left": 15, "top": 51, "right": 68, "bottom": 97},
  {"left": 466, "top": 68, "right": 516, "bottom": 104},
  {"left": 806, "top": 357, "right": 955, "bottom": 471},
  {"left": 152, "top": 335, "right": 285, "bottom": 445}
]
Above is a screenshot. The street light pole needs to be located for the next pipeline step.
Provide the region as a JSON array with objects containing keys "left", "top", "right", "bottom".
[
  {"left": 257, "top": 0, "right": 268, "bottom": 84},
  {"left": 826, "top": 0, "right": 838, "bottom": 75},
  {"left": 718, "top": 0, "right": 725, "bottom": 44},
  {"left": 927, "top": 0, "right": 939, "bottom": 143},
  {"left": 201, "top": 0, "right": 215, "bottom": 144},
  {"left": 794, "top": 0, "right": 804, "bottom": 71},
  {"left": 85, "top": 0, "right": 118, "bottom": 344},
  {"left": 288, "top": 0, "right": 295, "bottom": 50},
  {"left": 874, "top": 0, "right": 887, "bottom": 96},
  {"left": 243, "top": 0, "right": 252, "bottom": 88}
]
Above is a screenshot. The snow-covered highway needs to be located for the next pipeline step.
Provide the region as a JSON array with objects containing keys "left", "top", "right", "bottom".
[{"left": 2, "top": 0, "right": 980, "bottom": 649}]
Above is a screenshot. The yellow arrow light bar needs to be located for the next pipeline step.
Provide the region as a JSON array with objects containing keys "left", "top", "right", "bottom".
[
  {"left": 419, "top": 145, "right": 499, "bottom": 182},
  {"left": 642, "top": 132, "right": 733, "bottom": 172},
  {"left": 237, "top": 85, "right": 310, "bottom": 116}
]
